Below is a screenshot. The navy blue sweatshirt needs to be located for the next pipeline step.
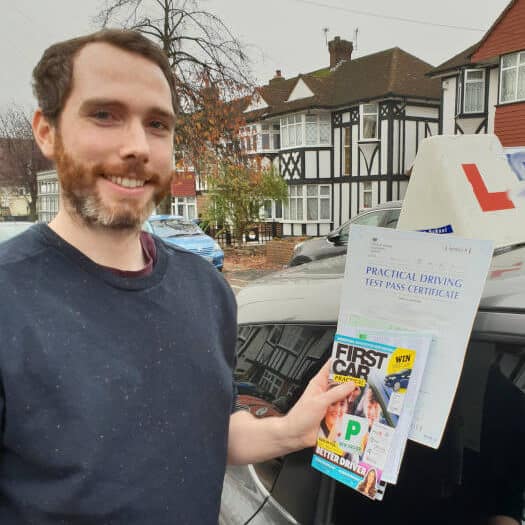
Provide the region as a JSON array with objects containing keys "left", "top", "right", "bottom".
[{"left": 0, "top": 224, "right": 237, "bottom": 524}]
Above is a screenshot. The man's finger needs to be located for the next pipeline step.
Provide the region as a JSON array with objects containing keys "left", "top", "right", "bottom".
[
  {"left": 322, "top": 381, "right": 357, "bottom": 406},
  {"left": 310, "top": 359, "right": 332, "bottom": 387}
]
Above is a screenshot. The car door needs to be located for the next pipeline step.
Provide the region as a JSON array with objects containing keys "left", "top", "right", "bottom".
[{"left": 221, "top": 323, "right": 336, "bottom": 525}]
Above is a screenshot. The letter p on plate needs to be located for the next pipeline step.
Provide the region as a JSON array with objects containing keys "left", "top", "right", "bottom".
[{"left": 345, "top": 420, "right": 361, "bottom": 440}]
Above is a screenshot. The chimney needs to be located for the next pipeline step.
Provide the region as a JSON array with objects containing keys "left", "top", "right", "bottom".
[
  {"left": 328, "top": 36, "right": 353, "bottom": 69},
  {"left": 269, "top": 69, "right": 285, "bottom": 86}
]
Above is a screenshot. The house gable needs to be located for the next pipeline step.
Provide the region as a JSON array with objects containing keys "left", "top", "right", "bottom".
[
  {"left": 243, "top": 93, "right": 269, "bottom": 113},
  {"left": 286, "top": 78, "right": 315, "bottom": 102},
  {"left": 472, "top": 0, "right": 524, "bottom": 62}
]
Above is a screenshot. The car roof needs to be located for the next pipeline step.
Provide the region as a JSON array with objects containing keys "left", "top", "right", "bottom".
[
  {"left": 354, "top": 200, "right": 403, "bottom": 213},
  {"left": 237, "top": 245, "right": 525, "bottom": 339},
  {"left": 148, "top": 214, "right": 185, "bottom": 221}
]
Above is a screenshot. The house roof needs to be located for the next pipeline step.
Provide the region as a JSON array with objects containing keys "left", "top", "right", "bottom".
[
  {"left": 427, "top": 43, "right": 480, "bottom": 77},
  {"left": 242, "top": 47, "right": 440, "bottom": 122}
]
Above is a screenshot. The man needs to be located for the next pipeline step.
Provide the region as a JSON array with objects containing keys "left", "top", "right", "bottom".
[{"left": 0, "top": 30, "right": 353, "bottom": 524}]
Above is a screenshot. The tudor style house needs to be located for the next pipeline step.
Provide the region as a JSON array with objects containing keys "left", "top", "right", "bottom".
[
  {"left": 240, "top": 37, "right": 440, "bottom": 237},
  {"left": 429, "top": 0, "right": 525, "bottom": 154}
]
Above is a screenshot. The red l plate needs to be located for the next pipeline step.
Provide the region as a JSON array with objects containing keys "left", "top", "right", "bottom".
[{"left": 462, "top": 163, "right": 515, "bottom": 212}]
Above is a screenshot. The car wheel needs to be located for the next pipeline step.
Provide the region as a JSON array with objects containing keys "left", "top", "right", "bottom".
[
  {"left": 393, "top": 381, "right": 401, "bottom": 391},
  {"left": 289, "top": 255, "right": 312, "bottom": 267}
]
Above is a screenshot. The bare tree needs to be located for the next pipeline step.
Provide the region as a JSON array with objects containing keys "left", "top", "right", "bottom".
[
  {"left": 0, "top": 107, "right": 53, "bottom": 220},
  {"left": 94, "top": 0, "right": 254, "bottom": 212}
]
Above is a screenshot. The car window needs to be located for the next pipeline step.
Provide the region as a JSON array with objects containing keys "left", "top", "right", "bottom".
[
  {"left": 338, "top": 223, "right": 350, "bottom": 243},
  {"left": 383, "top": 208, "right": 401, "bottom": 229},
  {"left": 235, "top": 322, "right": 525, "bottom": 524},
  {"left": 235, "top": 323, "right": 336, "bottom": 496},
  {"left": 149, "top": 219, "right": 202, "bottom": 237},
  {"left": 339, "top": 210, "right": 388, "bottom": 243},
  {"left": 352, "top": 209, "right": 389, "bottom": 227}
]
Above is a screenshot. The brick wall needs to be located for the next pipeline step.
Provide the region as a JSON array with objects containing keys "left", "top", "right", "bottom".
[
  {"left": 265, "top": 237, "right": 305, "bottom": 266},
  {"left": 494, "top": 102, "right": 525, "bottom": 146}
]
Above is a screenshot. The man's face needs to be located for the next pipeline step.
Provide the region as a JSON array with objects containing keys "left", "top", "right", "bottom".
[{"left": 51, "top": 42, "right": 175, "bottom": 229}]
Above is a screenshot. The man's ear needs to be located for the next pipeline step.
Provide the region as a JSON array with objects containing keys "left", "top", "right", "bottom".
[{"left": 32, "top": 109, "right": 56, "bottom": 160}]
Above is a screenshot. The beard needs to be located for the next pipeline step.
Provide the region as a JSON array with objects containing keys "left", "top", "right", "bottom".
[{"left": 53, "top": 135, "right": 172, "bottom": 230}]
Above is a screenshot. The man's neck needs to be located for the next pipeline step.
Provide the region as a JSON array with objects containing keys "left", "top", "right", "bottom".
[{"left": 49, "top": 209, "right": 146, "bottom": 271}]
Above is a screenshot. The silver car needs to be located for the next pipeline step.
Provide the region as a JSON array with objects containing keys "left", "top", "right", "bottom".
[
  {"left": 221, "top": 245, "right": 525, "bottom": 525},
  {"left": 289, "top": 201, "right": 402, "bottom": 267}
]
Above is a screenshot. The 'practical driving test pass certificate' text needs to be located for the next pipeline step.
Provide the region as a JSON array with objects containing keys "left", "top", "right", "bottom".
[{"left": 340, "top": 225, "right": 493, "bottom": 449}]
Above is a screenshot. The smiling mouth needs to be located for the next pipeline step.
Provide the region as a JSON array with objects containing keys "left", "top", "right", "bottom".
[{"left": 105, "top": 175, "right": 147, "bottom": 189}]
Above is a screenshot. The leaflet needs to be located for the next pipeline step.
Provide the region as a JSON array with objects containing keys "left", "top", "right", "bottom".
[
  {"left": 311, "top": 331, "right": 431, "bottom": 500},
  {"left": 339, "top": 225, "right": 493, "bottom": 448}
]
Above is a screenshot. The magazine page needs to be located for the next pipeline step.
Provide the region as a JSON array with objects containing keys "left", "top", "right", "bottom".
[
  {"left": 339, "top": 225, "right": 493, "bottom": 449},
  {"left": 339, "top": 324, "right": 433, "bottom": 484},
  {"left": 311, "top": 332, "right": 430, "bottom": 499}
]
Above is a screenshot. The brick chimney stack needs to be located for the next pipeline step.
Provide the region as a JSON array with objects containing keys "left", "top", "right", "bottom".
[
  {"left": 328, "top": 36, "right": 353, "bottom": 68},
  {"left": 269, "top": 69, "right": 285, "bottom": 86}
]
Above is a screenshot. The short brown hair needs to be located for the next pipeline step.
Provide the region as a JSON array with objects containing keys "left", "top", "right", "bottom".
[{"left": 32, "top": 29, "right": 176, "bottom": 125}]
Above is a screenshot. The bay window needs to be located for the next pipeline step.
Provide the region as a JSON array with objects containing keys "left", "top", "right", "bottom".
[
  {"left": 284, "top": 184, "right": 331, "bottom": 221},
  {"left": 500, "top": 51, "right": 525, "bottom": 103},
  {"left": 281, "top": 113, "right": 331, "bottom": 149}
]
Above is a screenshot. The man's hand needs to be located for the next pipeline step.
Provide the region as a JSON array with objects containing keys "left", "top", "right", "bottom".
[
  {"left": 227, "top": 360, "right": 358, "bottom": 465},
  {"left": 281, "top": 360, "right": 358, "bottom": 450}
]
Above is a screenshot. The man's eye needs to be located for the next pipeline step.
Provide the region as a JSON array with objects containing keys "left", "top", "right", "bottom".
[
  {"left": 92, "top": 110, "right": 112, "bottom": 120},
  {"left": 149, "top": 120, "right": 169, "bottom": 130}
]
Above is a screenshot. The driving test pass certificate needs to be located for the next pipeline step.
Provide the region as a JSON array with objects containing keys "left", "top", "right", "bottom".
[{"left": 339, "top": 225, "right": 493, "bottom": 449}]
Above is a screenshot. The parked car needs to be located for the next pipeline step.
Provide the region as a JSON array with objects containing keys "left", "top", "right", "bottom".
[
  {"left": 384, "top": 369, "right": 411, "bottom": 391},
  {"left": 289, "top": 201, "right": 402, "bottom": 266},
  {"left": 0, "top": 221, "right": 34, "bottom": 244},
  {"left": 220, "top": 246, "right": 525, "bottom": 525},
  {"left": 145, "top": 214, "right": 224, "bottom": 270}
]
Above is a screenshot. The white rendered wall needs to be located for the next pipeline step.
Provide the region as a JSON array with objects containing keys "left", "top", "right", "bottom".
[
  {"left": 441, "top": 77, "right": 457, "bottom": 135},
  {"left": 319, "top": 150, "right": 330, "bottom": 178},
  {"left": 487, "top": 68, "right": 499, "bottom": 134},
  {"left": 305, "top": 151, "right": 317, "bottom": 179}
]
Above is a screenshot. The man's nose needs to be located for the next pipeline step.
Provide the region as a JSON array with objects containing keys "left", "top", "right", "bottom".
[{"left": 120, "top": 120, "right": 150, "bottom": 163}]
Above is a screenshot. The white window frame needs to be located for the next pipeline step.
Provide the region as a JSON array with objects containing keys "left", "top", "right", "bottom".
[
  {"left": 283, "top": 184, "right": 331, "bottom": 222},
  {"left": 463, "top": 69, "right": 486, "bottom": 114},
  {"left": 171, "top": 196, "right": 197, "bottom": 220},
  {"left": 359, "top": 103, "right": 379, "bottom": 141},
  {"left": 499, "top": 51, "right": 525, "bottom": 104},
  {"left": 259, "top": 122, "right": 281, "bottom": 152},
  {"left": 361, "top": 181, "right": 373, "bottom": 210},
  {"left": 280, "top": 114, "right": 304, "bottom": 149},
  {"left": 280, "top": 113, "right": 332, "bottom": 150},
  {"left": 262, "top": 199, "right": 283, "bottom": 221},
  {"left": 343, "top": 127, "right": 351, "bottom": 175},
  {"left": 239, "top": 125, "right": 257, "bottom": 153}
]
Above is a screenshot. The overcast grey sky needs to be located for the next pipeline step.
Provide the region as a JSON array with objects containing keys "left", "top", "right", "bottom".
[{"left": 0, "top": 0, "right": 509, "bottom": 111}]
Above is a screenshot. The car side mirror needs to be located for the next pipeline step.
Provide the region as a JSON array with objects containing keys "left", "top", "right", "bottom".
[{"left": 327, "top": 233, "right": 341, "bottom": 245}]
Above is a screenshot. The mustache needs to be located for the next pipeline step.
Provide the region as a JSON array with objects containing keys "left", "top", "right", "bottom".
[{"left": 91, "top": 162, "right": 162, "bottom": 183}]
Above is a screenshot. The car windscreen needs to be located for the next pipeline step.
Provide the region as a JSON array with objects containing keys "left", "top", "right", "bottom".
[
  {"left": 149, "top": 219, "right": 202, "bottom": 238},
  {"left": 0, "top": 223, "right": 32, "bottom": 243}
]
